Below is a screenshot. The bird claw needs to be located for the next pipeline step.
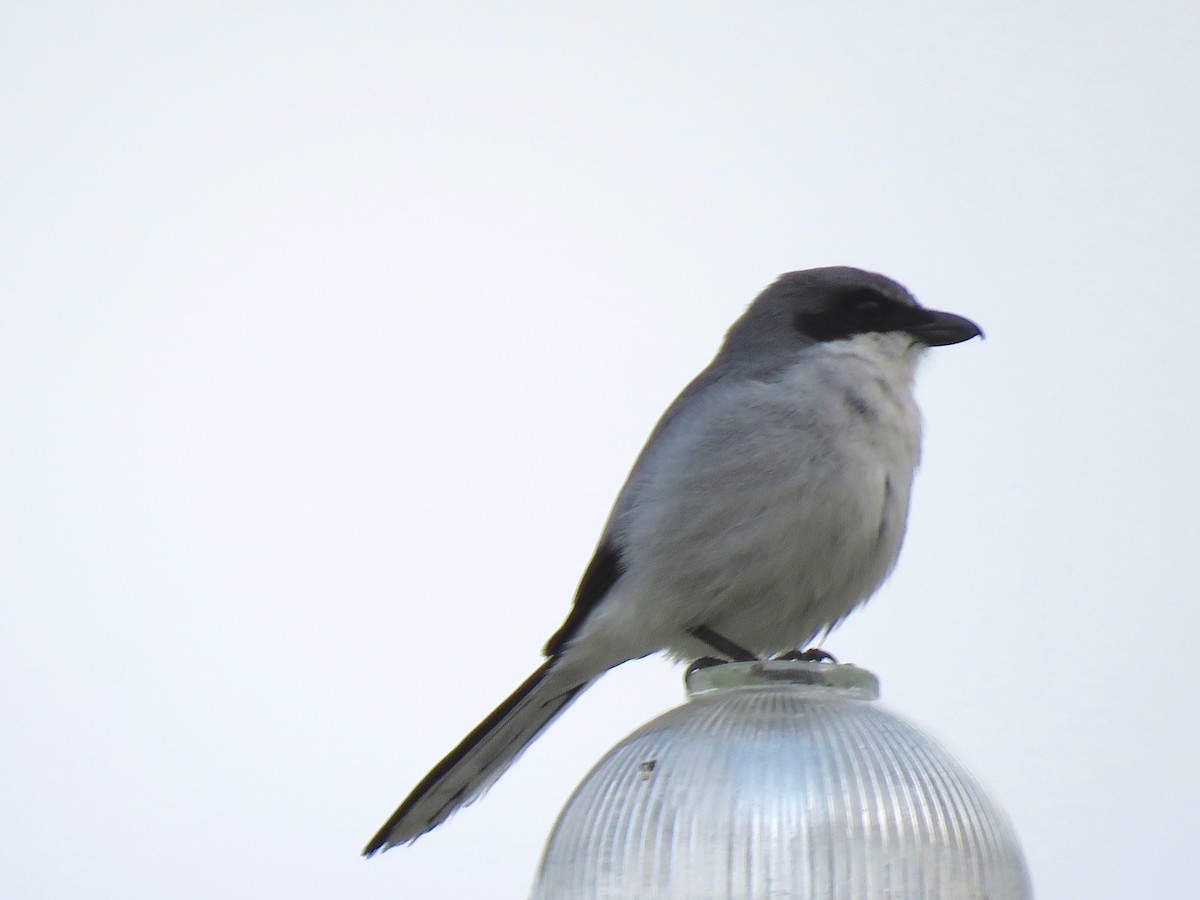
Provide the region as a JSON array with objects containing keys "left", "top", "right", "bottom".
[{"left": 774, "top": 647, "right": 838, "bottom": 663}]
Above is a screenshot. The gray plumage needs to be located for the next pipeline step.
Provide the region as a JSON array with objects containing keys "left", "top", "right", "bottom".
[{"left": 365, "top": 266, "right": 982, "bottom": 854}]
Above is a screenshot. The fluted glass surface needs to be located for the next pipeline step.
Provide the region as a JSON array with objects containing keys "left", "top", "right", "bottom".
[{"left": 530, "top": 660, "right": 1031, "bottom": 900}]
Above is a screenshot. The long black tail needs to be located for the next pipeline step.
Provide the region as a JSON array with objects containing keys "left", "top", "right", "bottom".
[{"left": 363, "top": 658, "right": 591, "bottom": 855}]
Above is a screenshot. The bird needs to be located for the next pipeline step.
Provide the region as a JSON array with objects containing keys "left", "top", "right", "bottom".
[{"left": 363, "top": 266, "right": 982, "bottom": 855}]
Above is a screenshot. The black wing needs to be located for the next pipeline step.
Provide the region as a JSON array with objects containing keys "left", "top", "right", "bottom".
[{"left": 542, "top": 539, "right": 625, "bottom": 658}]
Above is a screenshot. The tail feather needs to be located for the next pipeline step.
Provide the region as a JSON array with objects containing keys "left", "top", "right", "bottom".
[{"left": 363, "top": 658, "right": 592, "bottom": 855}]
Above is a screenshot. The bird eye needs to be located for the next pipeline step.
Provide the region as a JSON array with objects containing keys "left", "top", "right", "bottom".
[{"left": 854, "top": 297, "right": 884, "bottom": 316}]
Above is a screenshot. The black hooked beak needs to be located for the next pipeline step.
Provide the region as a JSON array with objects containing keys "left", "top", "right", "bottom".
[{"left": 905, "top": 309, "right": 984, "bottom": 347}]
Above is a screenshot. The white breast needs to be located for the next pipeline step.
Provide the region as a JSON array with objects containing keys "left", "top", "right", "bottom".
[{"left": 589, "top": 333, "right": 925, "bottom": 663}]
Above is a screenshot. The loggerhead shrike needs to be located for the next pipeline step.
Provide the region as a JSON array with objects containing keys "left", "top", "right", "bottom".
[{"left": 364, "top": 266, "right": 982, "bottom": 855}]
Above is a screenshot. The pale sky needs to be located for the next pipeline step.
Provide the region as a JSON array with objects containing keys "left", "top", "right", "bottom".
[{"left": 4, "top": 3, "right": 1199, "bottom": 898}]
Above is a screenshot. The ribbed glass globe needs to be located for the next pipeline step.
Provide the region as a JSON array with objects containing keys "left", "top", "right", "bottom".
[{"left": 530, "top": 660, "right": 1031, "bottom": 900}]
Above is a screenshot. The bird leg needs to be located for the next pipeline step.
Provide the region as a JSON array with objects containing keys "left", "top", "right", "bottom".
[{"left": 687, "top": 625, "right": 758, "bottom": 662}]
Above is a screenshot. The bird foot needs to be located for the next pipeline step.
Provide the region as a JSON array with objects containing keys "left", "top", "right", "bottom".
[{"left": 774, "top": 647, "right": 838, "bottom": 663}]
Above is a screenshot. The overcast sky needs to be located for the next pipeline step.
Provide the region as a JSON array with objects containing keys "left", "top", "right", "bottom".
[{"left": 4, "top": 3, "right": 1199, "bottom": 898}]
